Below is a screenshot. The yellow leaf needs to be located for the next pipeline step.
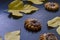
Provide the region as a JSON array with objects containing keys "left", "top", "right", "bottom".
[
  {"left": 28, "top": 0, "right": 45, "bottom": 4},
  {"left": 8, "top": 0, "right": 24, "bottom": 10},
  {"left": 5, "top": 30, "right": 20, "bottom": 40},
  {"left": 20, "top": 4, "right": 38, "bottom": 13}
]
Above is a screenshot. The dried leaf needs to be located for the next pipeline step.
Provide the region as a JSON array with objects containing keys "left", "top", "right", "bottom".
[
  {"left": 8, "top": 0, "right": 24, "bottom": 10},
  {"left": 0, "top": 37, "right": 2, "bottom": 40},
  {"left": 28, "top": 0, "right": 45, "bottom": 4},
  {"left": 5, "top": 30, "right": 20, "bottom": 40},
  {"left": 8, "top": 10, "right": 23, "bottom": 17},
  {"left": 56, "top": 26, "right": 60, "bottom": 35},
  {"left": 47, "top": 17, "right": 60, "bottom": 27},
  {"left": 20, "top": 4, "right": 38, "bottom": 13}
]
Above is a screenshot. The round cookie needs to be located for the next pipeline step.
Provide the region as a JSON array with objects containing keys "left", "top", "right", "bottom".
[
  {"left": 40, "top": 33, "right": 58, "bottom": 40},
  {"left": 24, "top": 18, "right": 41, "bottom": 32},
  {"left": 45, "top": 2, "right": 59, "bottom": 11}
]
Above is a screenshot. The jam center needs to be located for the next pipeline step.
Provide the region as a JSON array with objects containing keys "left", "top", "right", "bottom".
[
  {"left": 50, "top": 3, "right": 55, "bottom": 6},
  {"left": 32, "top": 20, "right": 37, "bottom": 23},
  {"left": 46, "top": 34, "right": 56, "bottom": 40},
  {"left": 31, "top": 20, "right": 40, "bottom": 27}
]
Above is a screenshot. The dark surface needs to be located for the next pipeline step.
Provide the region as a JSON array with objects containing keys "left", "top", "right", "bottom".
[{"left": 0, "top": 0, "right": 60, "bottom": 40}]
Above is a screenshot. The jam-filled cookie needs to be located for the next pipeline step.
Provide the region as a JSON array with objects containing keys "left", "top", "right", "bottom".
[
  {"left": 40, "top": 33, "right": 58, "bottom": 40},
  {"left": 24, "top": 18, "right": 41, "bottom": 32},
  {"left": 45, "top": 2, "right": 59, "bottom": 11}
]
